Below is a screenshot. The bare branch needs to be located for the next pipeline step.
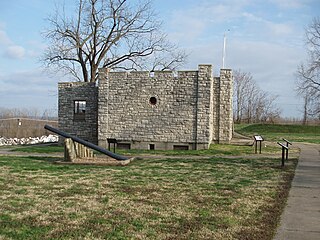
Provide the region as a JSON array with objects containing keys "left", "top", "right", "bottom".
[
  {"left": 42, "top": 0, "right": 187, "bottom": 82},
  {"left": 296, "top": 17, "right": 320, "bottom": 119},
  {"left": 233, "top": 69, "right": 281, "bottom": 123}
]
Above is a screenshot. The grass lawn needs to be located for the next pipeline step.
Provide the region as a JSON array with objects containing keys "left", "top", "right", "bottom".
[
  {"left": 0, "top": 153, "right": 296, "bottom": 240},
  {"left": 11, "top": 142, "right": 280, "bottom": 156},
  {"left": 2, "top": 123, "right": 313, "bottom": 239},
  {"left": 10, "top": 145, "right": 64, "bottom": 154},
  {"left": 116, "top": 143, "right": 280, "bottom": 156},
  {"left": 235, "top": 123, "right": 320, "bottom": 144}
]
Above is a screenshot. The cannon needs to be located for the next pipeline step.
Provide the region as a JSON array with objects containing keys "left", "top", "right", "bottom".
[{"left": 44, "top": 125, "right": 129, "bottom": 161}]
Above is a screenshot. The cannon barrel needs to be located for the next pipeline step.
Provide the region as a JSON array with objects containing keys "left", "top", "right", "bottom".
[{"left": 44, "top": 124, "right": 129, "bottom": 161}]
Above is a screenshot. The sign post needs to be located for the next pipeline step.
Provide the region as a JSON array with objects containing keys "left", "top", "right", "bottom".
[
  {"left": 107, "top": 138, "right": 117, "bottom": 153},
  {"left": 282, "top": 138, "right": 292, "bottom": 160},
  {"left": 277, "top": 142, "right": 288, "bottom": 167},
  {"left": 253, "top": 135, "right": 264, "bottom": 154}
]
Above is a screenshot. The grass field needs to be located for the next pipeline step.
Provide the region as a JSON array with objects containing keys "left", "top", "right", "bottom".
[
  {"left": 11, "top": 143, "right": 280, "bottom": 156},
  {"left": 0, "top": 153, "right": 296, "bottom": 239},
  {"left": 1, "top": 123, "right": 313, "bottom": 239},
  {"left": 11, "top": 145, "right": 64, "bottom": 154},
  {"left": 235, "top": 123, "right": 320, "bottom": 144}
]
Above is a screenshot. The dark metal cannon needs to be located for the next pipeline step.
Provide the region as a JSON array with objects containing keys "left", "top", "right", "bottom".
[{"left": 44, "top": 124, "right": 129, "bottom": 161}]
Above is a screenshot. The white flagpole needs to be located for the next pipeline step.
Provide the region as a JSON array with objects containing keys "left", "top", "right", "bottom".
[
  {"left": 222, "top": 33, "right": 226, "bottom": 69},
  {"left": 222, "top": 29, "right": 230, "bottom": 69}
]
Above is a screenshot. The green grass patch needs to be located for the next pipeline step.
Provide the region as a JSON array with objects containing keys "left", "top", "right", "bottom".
[
  {"left": 10, "top": 142, "right": 280, "bottom": 157},
  {"left": 235, "top": 123, "right": 320, "bottom": 143},
  {"left": 0, "top": 154, "right": 297, "bottom": 240},
  {"left": 11, "top": 145, "right": 64, "bottom": 154},
  {"left": 117, "top": 143, "right": 279, "bottom": 156}
]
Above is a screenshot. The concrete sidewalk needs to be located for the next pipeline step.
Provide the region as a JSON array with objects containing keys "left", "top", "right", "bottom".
[{"left": 274, "top": 143, "right": 320, "bottom": 240}]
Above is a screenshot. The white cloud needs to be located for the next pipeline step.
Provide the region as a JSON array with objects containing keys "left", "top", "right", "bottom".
[
  {"left": 241, "top": 12, "right": 264, "bottom": 22},
  {"left": 167, "top": 0, "right": 299, "bottom": 47},
  {"left": 0, "top": 30, "right": 12, "bottom": 46},
  {"left": 241, "top": 11, "right": 295, "bottom": 35},
  {"left": 0, "top": 69, "right": 58, "bottom": 111},
  {"left": 168, "top": 14, "right": 206, "bottom": 43},
  {"left": 0, "top": 27, "right": 25, "bottom": 59},
  {"left": 0, "top": 69, "right": 56, "bottom": 88},
  {"left": 4, "top": 45, "right": 26, "bottom": 59},
  {"left": 0, "top": 26, "right": 37, "bottom": 60},
  {"left": 267, "top": 22, "right": 294, "bottom": 36},
  {"left": 268, "top": 0, "right": 310, "bottom": 9},
  {"left": 167, "top": 0, "right": 249, "bottom": 43}
]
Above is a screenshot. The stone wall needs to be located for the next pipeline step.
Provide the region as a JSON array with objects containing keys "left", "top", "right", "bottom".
[
  {"left": 210, "top": 69, "right": 233, "bottom": 143},
  {"left": 58, "top": 65, "right": 233, "bottom": 150},
  {"left": 58, "top": 82, "right": 98, "bottom": 144},
  {"left": 98, "top": 67, "right": 214, "bottom": 149},
  {"left": 98, "top": 65, "right": 229, "bottom": 150},
  {"left": 218, "top": 69, "right": 233, "bottom": 143}
]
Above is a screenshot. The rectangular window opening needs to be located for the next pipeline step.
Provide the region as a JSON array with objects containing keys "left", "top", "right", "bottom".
[
  {"left": 173, "top": 145, "right": 189, "bottom": 150},
  {"left": 74, "top": 100, "right": 86, "bottom": 120},
  {"left": 117, "top": 143, "right": 131, "bottom": 150},
  {"left": 149, "top": 144, "right": 155, "bottom": 150}
]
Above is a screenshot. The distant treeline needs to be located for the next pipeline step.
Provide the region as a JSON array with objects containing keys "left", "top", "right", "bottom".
[
  {"left": 0, "top": 108, "right": 58, "bottom": 138},
  {"left": 0, "top": 118, "right": 58, "bottom": 138},
  {"left": 0, "top": 107, "right": 57, "bottom": 121}
]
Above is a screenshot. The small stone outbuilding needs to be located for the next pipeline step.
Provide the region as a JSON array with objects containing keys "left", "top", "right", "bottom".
[{"left": 58, "top": 65, "right": 233, "bottom": 150}]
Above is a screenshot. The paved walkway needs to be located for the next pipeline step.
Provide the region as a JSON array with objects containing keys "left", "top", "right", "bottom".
[{"left": 274, "top": 143, "right": 320, "bottom": 240}]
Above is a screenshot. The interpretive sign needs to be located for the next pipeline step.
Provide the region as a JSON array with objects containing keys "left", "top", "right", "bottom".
[{"left": 253, "top": 135, "right": 264, "bottom": 154}]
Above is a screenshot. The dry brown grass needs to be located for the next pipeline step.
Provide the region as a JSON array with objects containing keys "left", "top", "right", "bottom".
[
  {"left": 0, "top": 153, "right": 297, "bottom": 240},
  {"left": 0, "top": 118, "right": 58, "bottom": 138}
]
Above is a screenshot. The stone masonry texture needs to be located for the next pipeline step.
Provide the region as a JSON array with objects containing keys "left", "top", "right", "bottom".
[
  {"left": 58, "top": 82, "right": 98, "bottom": 144},
  {"left": 58, "top": 65, "right": 233, "bottom": 150}
]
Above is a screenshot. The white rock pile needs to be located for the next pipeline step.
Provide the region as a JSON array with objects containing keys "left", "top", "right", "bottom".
[{"left": 0, "top": 135, "right": 58, "bottom": 146}]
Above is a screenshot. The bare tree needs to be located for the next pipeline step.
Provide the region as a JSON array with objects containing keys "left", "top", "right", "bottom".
[
  {"left": 301, "top": 93, "right": 310, "bottom": 125},
  {"left": 296, "top": 17, "right": 320, "bottom": 119},
  {"left": 42, "top": 0, "right": 187, "bottom": 82},
  {"left": 233, "top": 69, "right": 281, "bottom": 123},
  {"left": 233, "top": 70, "right": 253, "bottom": 123},
  {"left": 253, "top": 91, "right": 281, "bottom": 123}
]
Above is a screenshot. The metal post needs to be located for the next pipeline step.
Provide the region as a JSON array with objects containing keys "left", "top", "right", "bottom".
[
  {"left": 277, "top": 142, "right": 288, "bottom": 168},
  {"left": 283, "top": 139, "right": 292, "bottom": 160},
  {"left": 259, "top": 141, "right": 262, "bottom": 154},
  {"left": 282, "top": 146, "right": 285, "bottom": 167},
  {"left": 222, "top": 33, "right": 226, "bottom": 69},
  {"left": 255, "top": 141, "right": 257, "bottom": 154}
]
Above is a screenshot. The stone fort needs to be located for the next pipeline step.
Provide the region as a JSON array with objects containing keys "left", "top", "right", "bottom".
[{"left": 58, "top": 65, "right": 233, "bottom": 150}]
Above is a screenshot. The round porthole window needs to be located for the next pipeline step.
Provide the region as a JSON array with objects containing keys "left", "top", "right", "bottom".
[{"left": 149, "top": 97, "right": 157, "bottom": 105}]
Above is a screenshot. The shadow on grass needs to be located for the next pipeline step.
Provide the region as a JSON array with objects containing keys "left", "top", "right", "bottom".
[
  {"left": 27, "top": 156, "right": 63, "bottom": 163},
  {"left": 10, "top": 144, "right": 64, "bottom": 154}
]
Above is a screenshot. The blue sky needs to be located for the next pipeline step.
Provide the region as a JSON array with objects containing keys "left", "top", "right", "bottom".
[{"left": 0, "top": 0, "right": 319, "bottom": 118}]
